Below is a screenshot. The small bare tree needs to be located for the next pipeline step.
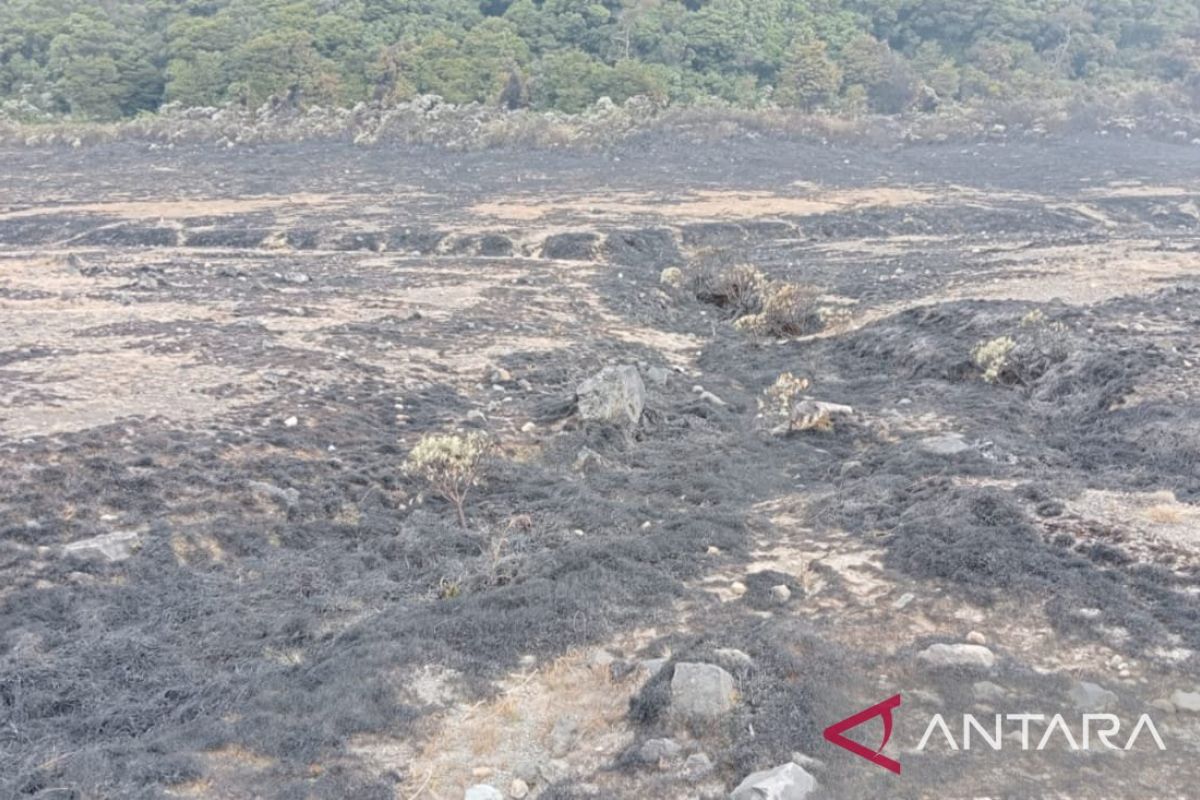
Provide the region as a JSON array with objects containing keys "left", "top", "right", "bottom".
[{"left": 404, "top": 431, "right": 492, "bottom": 528}]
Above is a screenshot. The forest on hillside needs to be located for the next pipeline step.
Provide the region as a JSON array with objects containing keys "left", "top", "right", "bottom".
[{"left": 2, "top": 0, "right": 1200, "bottom": 121}]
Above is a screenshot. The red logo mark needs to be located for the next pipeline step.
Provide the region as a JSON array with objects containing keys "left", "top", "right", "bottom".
[{"left": 823, "top": 694, "right": 903, "bottom": 774}]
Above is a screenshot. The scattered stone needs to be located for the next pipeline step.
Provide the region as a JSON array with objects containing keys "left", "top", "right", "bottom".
[
  {"left": 248, "top": 480, "right": 301, "bottom": 509},
  {"left": 730, "top": 763, "right": 817, "bottom": 800},
  {"left": 670, "top": 662, "right": 737, "bottom": 721},
  {"left": 706, "top": 545, "right": 721, "bottom": 556},
  {"left": 917, "top": 643, "right": 995, "bottom": 669},
  {"left": 639, "top": 738, "right": 682, "bottom": 765},
  {"left": 467, "top": 409, "right": 487, "bottom": 423},
  {"left": 698, "top": 390, "right": 726, "bottom": 406},
  {"left": 471, "top": 766, "right": 493, "bottom": 778},
  {"left": 644, "top": 366, "right": 670, "bottom": 387},
  {"left": 966, "top": 631, "right": 987, "bottom": 645},
  {"left": 464, "top": 785, "right": 503, "bottom": 800},
  {"left": 714, "top": 648, "right": 753, "bottom": 674},
  {"left": 538, "top": 759, "right": 569, "bottom": 784},
  {"left": 789, "top": 753, "right": 824, "bottom": 771},
  {"left": 909, "top": 689, "right": 944, "bottom": 707},
  {"left": 892, "top": 592, "right": 915, "bottom": 610},
  {"left": 659, "top": 267, "right": 684, "bottom": 289},
  {"left": 576, "top": 365, "right": 645, "bottom": 426},
  {"left": 283, "top": 416, "right": 299, "bottom": 427},
  {"left": 682, "top": 752, "right": 714, "bottom": 780},
  {"left": 919, "top": 433, "right": 971, "bottom": 456},
  {"left": 573, "top": 447, "right": 606, "bottom": 473},
  {"left": 730, "top": 581, "right": 747, "bottom": 596},
  {"left": 1170, "top": 690, "right": 1200, "bottom": 713},
  {"left": 282, "top": 271, "right": 311, "bottom": 284},
  {"left": 973, "top": 681, "right": 1008, "bottom": 703},
  {"left": 1070, "top": 681, "right": 1118, "bottom": 712},
  {"left": 487, "top": 365, "right": 513, "bottom": 383},
  {"left": 520, "top": 421, "right": 536, "bottom": 433},
  {"left": 770, "top": 584, "right": 792, "bottom": 604},
  {"left": 509, "top": 778, "right": 529, "bottom": 799},
  {"left": 61, "top": 530, "right": 141, "bottom": 562},
  {"left": 1150, "top": 699, "right": 1177, "bottom": 715}
]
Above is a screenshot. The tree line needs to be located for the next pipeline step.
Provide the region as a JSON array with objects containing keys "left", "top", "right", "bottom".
[{"left": 2, "top": 0, "right": 1199, "bottom": 120}]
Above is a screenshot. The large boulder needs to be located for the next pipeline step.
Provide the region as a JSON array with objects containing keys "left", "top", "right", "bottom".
[
  {"left": 730, "top": 763, "right": 817, "bottom": 800},
  {"left": 61, "top": 530, "right": 141, "bottom": 562},
  {"left": 576, "top": 365, "right": 645, "bottom": 427},
  {"left": 671, "top": 662, "right": 737, "bottom": 721}
]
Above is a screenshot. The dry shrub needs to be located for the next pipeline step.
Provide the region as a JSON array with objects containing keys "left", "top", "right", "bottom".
[
  {"left": 973, "top": 312, "right": 1072, "bottom": 386},
  {"left": 760, "top": 371, "right": 811, "bottom": 420},
  {"left": 758, "top": 281, "right": 822, "bottom": 335},
  {"left": 972, "top": 336, "right": 1017, "bottom": 384},
  {"left": 692, "top": 262, "right": 766, "bottom": 314},
  {"left": 659, "top": 266, "right": 684, "bottom": 289},
  {"left": 404, "top": 431, "right": 492, "bottom": 527}
]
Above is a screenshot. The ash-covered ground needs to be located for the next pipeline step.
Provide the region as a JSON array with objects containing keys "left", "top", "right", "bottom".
[{"left": 2, "top": 133, "right": 1200, "bottom": 799}]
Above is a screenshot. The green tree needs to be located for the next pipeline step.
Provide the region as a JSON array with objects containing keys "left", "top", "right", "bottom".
[{"left": 776, "top": 33, "right": 841, "bottom": 110}]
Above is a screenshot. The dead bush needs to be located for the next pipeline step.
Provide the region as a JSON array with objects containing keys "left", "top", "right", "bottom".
[{"left": 692, "top": 262, "right": 766, "bottom": 315}]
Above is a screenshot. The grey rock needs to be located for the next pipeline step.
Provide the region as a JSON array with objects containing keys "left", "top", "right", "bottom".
[
  {"left": 639, "top": 738, "right": 683, "bottom": 765},
  {"left": 730, "top": 763, "right": 817, "bottom": 800},
  {"left": 538, "top": 759, "right": 569, "bottom": 784},
  {"left": 512, "top": 760, "right": 539, "bottom": 783},
  {"left": 464, "top": 786, "right": 503, "bottom": 800},
  {"left": 247, "top": 480, "right": 301, "bottom": 509},
  {"left": 1149, "top": 698, "right": 1175, "bottom": 714},
  {"left": 917, "top": 643, "right": 995, "bottom": 669},
  {"left": 770, "top": 584, "right": 792, "bottom": 604},
  {"left": 1070, "top": 681, "right": 1118, "bottom": 712},
  {"left": 671, "top": 662, "right": 737, "bottom": 721},
  {"left": 1170, "top": 690, "right": 1200, "bottom": 713},
  {"left": 789, "top": 753, "right": 824, "bottom": 771},
  {"left": 61, "top": 530, "right": 141, "bottom": 562},
  {"left": 698, "top": 390, "right": 726, "bottom": 407},
  {"left": 973, "top": 681, "right": 1008, "bottom": 703},
  {"left": 283, "top": 271, "right": 311, "bottom": 284},
  {"left": 644, "top": 366, "right": 670, "bottom": 387},
  {"left": 509, "top": 779, "right": 529, "bottom": 799},
  {"left": 919, "top": 434, "right": 971, "bottom": 456},
  {"left": 576, "top": 365, "right": 645, "bottom": 426},
  {"left": 683, "top": 752, "right": 714, "bottom": 780},
  {"left": 573, "top": 447, "right": 605, "bottom": 473}
]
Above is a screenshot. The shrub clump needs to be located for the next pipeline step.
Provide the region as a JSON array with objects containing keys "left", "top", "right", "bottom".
[
  {"left": 403, "top": 431, "right": 492, "bottom": 528},
  {"left": 732, "top": 281, "right": 822, "bottom": 338},
  {"left": 760, "top": 371, "right": 811, "bottom": 419},
  {"left": 659, "top": 266, "right": 685, "bottom": 289},
  {"left": 686, "top": 258, "right": 823, "bottom": 338},
  {"left": 972, "top": 312, "right": 1072, "bottom": 386},
  {"left": 693, "top": 262, "right": 766, "bottom": 315},
  {"left": 972, "top": 335, "right": 1017, "bottom": 383}
]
